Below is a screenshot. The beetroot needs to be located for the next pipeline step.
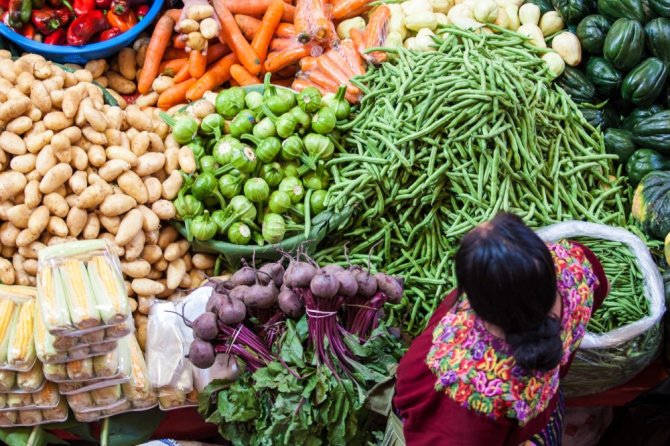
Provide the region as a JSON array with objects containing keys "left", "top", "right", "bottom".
[
  {"left": 231, "top": 266, "right": 256, "bottom": 286},
  {"left": 206, "top": 293, "right": 226, "bottom": 314},
  {"left": 189, "top": 338, "right": 216, "bottom": 369},
  {"left": 335, "top": 270, "right": 358, "bottom": 298},
  {"left": 284, "top": 261, "right": 317, "bottom": 289},
  {"left": 244, "top": 282, "right": 279, "bottom": 309},
  {"left": 321, "top": 264, "right": 344, "bottom": 275},
  {"left": 193, "top": 312, "right": 219, "bottom": 341},
  {"left": 218, "top": 295, "right": 246, "bottom": 325},
  {"left": 355, "top": 269, "right": 377, "bottom": 297},
  {"left": 310, "top": 272, "right": 339, "bottom": 299},
  {"left": 259, "top": 262, "right": 285, "bottom": 288},
  {"left": 278, "top": 286, "right": 304, "bottom": 318},
  {"left": 375, "top": 273, "right": 403, "bottom": 303},
  {"left": 230, "top": 285, "right": 249, "bottom": 301}
]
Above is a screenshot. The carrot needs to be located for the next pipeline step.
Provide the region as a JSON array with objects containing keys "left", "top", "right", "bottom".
[
  {"left": 163, "top": 47, "right": 188, "bottom": 60},
  {"left": 159, "top": 57, "right": 188, "bottom": 76},
  {"left": 299, "top": 56, "right": 317, "bottom": 71},
  {"left": 332, "top": 0, "right": 370, "bottom": 20},
  {"left": 275, "top": 23, "right": 296, "bottom": 38},
  {"left": 213, "top": 0, "right": 261, "bottom": 75},
  {"left": 316, "top": 52, "right": 360, "bottom": 96},
  {"left": 281, "top": 4, "right": 295, "bottom": 22},
  {"left": 323, "top": 49, "right": 354, "bottom": 78},
  {"left": 338, "top": 39, "right": 365, "bottom": 76},
  {"left": 173, "top": 62, "right": 191, "bottom": 83},
  {"left": 157, "top": 78, "right": 196, "bottom": 110},
  {"left": 164, "top": 8, "right": 182, "bottom": 22},
  {"left": 305, "top": 68, "right": 339, "bottom": 92},
  {"left": 206, "top": 43, "right": 231, "bottom": 64},
  {"left": 264, "top": 45, "right": 310, "bottom": 73},
  {"left": 138, "top": 15, "right": 175, "bottom": 94},
  {"left": 234, "top": 14, "right": 262, "bottom": 41},
  {"left": 251, "top": 0, "right": 285, "bottom": 64},
  {"left": 230, "top": 79, "right": 240, "bottom": 86},
  {"left": 186, "top": 53, "right": 238, "bottom": 101},
  {"left": 294, "top": 0, "right": 333, "bottom": 43},
  {"left": 230, "top": 64, "right": 262, "bottom": 86},
  {"left": 363, "top": 5, "right": 391, "bottom": 64},
  {"left": 276, "top": 64, "right": 299, "bottom": 78},
  {"left": 173, "top": 35, "right": 186, "bottom": 49},
  {"left": 292, "top": 77, "right": 329, "bottom": 95},
  {"left": 273, "top": 78, "right": 295, "bottom": 87},
  {"left": 350, "top": 27, "right": 365, "bottom": 54},
  {"left": 222, "top": 0, "right": 294, "bottom": 21},
  {"left": 189, "top": 49, "right": 207, "bottom": 78},
  {"left": 270, "top": 38, "right": 294, "bottom": 52}
]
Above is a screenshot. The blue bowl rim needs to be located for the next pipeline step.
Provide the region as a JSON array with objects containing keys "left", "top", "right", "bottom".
[{"left": 0, "top": 0, "right": 164, "bottom": 56}]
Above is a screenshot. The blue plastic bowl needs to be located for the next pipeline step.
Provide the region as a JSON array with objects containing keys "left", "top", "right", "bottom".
[{"left": 0, "top": 0, "right": 164, "bottom": 64}]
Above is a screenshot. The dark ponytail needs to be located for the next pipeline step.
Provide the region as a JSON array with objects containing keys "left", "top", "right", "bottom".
[{"left": 455, "top": 212, "right": 562, "bottom": 372}]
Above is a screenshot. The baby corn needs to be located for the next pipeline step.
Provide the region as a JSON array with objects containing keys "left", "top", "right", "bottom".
[
  {"left": 17, "top": 362, "right": 44, "bottom": 392},
  {"left": 34, "top": 304, "right": 67, "bottom": 364},
  {"left": 59, "top": 260, "right": 101, "bottom": 329},
  {"left": 87, "top": 256, "right": 130, "bottom": 325},
  {"left": 0, "top": 298, "right": 18, "bottom": 365},
  {"left": 7, "top": 299, "right": 36, "bottom": 369},
  {"left": 37, "top": 266, "right": 72, "bottom": 333},
  {"left": 122, "top": 335, "right": 156, "bottom": 407}
]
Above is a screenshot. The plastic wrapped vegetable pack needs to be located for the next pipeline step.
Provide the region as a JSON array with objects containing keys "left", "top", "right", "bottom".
[
  {"left": 537, "top": 222, "right": 665, "bottom": 397},
  {"left": 0, "top": 286, "right": 37, "bottom": 372},
  {"left": 163, "top": 80, "right": 352, "bottom": 268},
  {"left": 0, "top": 399, "right": 68, "bottom": 427},
  {"left": 37, "top": 240, "right": 130, "bottom": 336},
  {"left": 0, "top": 382, "right": 60, "bottom": 412},
  {"left": 318, "top": 26, "right": 630, "bottom": 335}
]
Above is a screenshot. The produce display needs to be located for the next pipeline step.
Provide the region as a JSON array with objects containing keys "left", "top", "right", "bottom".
[
  {"left": 165, "top": 75, "right": 348, "bottom": 246},
  {"left": 0, "top": 0, "right": 665, "bottom": 442},
  {"left": 191, "top": 256, "right": 404, "bottom": 445}
]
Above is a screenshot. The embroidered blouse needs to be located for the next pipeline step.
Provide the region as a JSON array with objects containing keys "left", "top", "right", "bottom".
[{"left": 394, "top": 241, "right": 609, "bottom": 446}]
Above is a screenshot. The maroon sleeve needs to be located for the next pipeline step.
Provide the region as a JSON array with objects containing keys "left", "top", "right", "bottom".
[
  {"left": 394, "top": 291, "right": 511, "bottom": 446},
  {"left": 558, "top": 241, "right": 609, "bottom": 379}
]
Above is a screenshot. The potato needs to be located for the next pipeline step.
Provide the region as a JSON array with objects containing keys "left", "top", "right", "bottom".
[
  {"left": 98, "top": 159, "right": 131, "bottom": 182},
  {"left": 0, "top": 172, "right": 27, "bottom": 202},
  {"left": 16, "top": 228, "right": 39, "bottom": 247},
  {"left": 166, "top": 259, "right": 187, "bottom": 290},
  {"left": 190, "top": 100, "right": 215, "bottom": 119},
  {"left": 106, "top": 146, "right": 138, "bottom": 166},
  {"left": 131, "top": 278, "right": 165, "bottom": 296},
  {"left": 125, "top": 105, "right": 153, "bottom": 132},
  {"left": 0, "top": 131, "right": 26, "bottom": 155},
  {"left": 43, "top": 112, "right": 73, "bottom": 131},
  {"left": 106, "top": 71, "right": 136, "bottom": 95},
  {"left": 82, "top": 213, "right": 100, "bottom": 239},
  {"left": 141, "top": 245, "right": 162, "bottom": 263},
  {"left": 71, "top": 146, "right": 89, "bottom": 171},
  {"left": 9, "top": 154, "right": 36, "bottom": 173},
  {"left": 24, "top": 180, "right": 42, "bottom": 209},
  {"left": 154, "top": 258, "right": 168, "bottom": 272},
  {"left": 124, "top": 230, "right": 145, "bottom": 261},
  {"left": 164, "top": 147, "right": 179, "bottom": 174},
  {"left": 74, "top": 69, "right": 93, "bottom": 83},
  {"left": 152, "top": 76, "right": 173, "bottom": 94},
  {"left": 115, "top": 209, "right": 143, "bottom": 245},
  {"left": 85, "top": 59, "right": 107, "bottom": 79},
  {"left": 87, "top": 144, "right": 106, "bottom": 167},
  {"left": 130, "top": 131, "right": 149, "bottom": 157},
  {"left": 29, "top": 82, "right": 51, "bottom": 113},
  {"left": 118, "top": 48, "right": 137, "bottom": 80},
  {"left": 135, "top": 205, "right": 159, "bottom": 233},
  {"left": 62, "top": 126, "right": 82, "bottom": 143},
  {"left": 76, "top": 182, "right": 109, "bottom": 209},
  {"left": 0, "top": 222, "right": 19, "bottom": 248},
  {"left": 105, "top": 128, "right": 123, "bottom": 147},
  {"left": 192, "top": 253, "right": 216, "bottom": 270},
  {"left": 67, "top": 171, "right": 87, "bottom": 195},
  {"left": 177, "top": 147, "right": 196, "bottom": 173},
  {"left": 135, "top": 92, "right": 158, "bottom": 108},
  {"left": 50, "top": 89, "right": 64, "bottom": 109},
  {"left": 153, "top": 199, "right": 178, "bottom": 221},
  {"left": 66, "top": 207, "right": 87, "bottom": 237},
  {"left": 164, "top": 240, "right": 189, "bottom": 262},
  {"left": 157, "top": 226, "right": 178, "bottom": 250},
  {"left": 34, "top": 147, "right": 56, "bottom": 177},
  {"left": 144, "top": 177, "right": 161, "bottom": 204},
  {"left": 7, "top": 116, "right": 32, "bottom": 135},
  {"left": 82, "top": 127, "right": 107, "bottom": 146},
  {"left": 51, "top": 132, "right": 71, "bottom": 162},
  {"left": 99, "top": 215, "right": 120, "bottom": 235},
  {"left": 7, "top": 204, "right": 30, "bottom": 229},
  {"left": 16, "top": 71, "right": 34, "bottom": 95},
  {"left": 27, "top": 106, "right": 42, "bottom": 123},
  {"left": 39, "top": 163, "right": 72, "bottom": 194},
  {"left": 82, "top": 107, "right": 107, "bottom": 133},
  {"left": 25, "top": 130, "right": 53, "bottom": 154},
  {"left": 28, "top": 205, "right": 49, "bottom": 235},
  {"left": 0, "top": 258, "right": 15, "bottom": 285},
  {"left": 122, "top": 259, "right": 150, "bottom": 279},
  {"left": 44, "top": 215, "right": 68, "bottom": 238},
  {"left": 43, "top": 193, "right": 69, "bottom": 217},
  {"left": 0, "top": 97, "right": 30, "bottom": 123},
  {"left": 161, "top": 171, "right": 183, "bottom": 200},
  {"left": 99, "top": 194, "right": 137, "bottom": 217},
  {"left": 62, "top": 87, "right": 83, "bottom": 118}
]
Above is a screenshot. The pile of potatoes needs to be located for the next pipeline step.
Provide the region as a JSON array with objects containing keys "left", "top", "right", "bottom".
[{"left": 0, "top": 52, "right": 217, "bottom": 349}]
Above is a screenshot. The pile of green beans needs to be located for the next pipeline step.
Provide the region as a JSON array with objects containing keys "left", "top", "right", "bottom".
[
  {"left": 316, "top": 27, "right": 629, "bottom": 336},
  {"left": 574, "top": 238, "right": 649, "bottom": 334}
]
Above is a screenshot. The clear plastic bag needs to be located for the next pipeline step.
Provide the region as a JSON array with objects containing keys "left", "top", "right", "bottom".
[
  {"left": 0, "top": 382, "right": 60, "bottom": 411},
  {"left": 0, "top": 399, "right": 69, "bottom": 427},
  {"left": 0, "top": 363, "right": 46, "bottom": 393},
  {"left": 537, "top": 222, "right": 666, "bottom": 396},
  {"left": 37, "top": 240, "right": 131, "bottom": 336},
  {"left": 157, "top": 363, "right": 198, "bottom": 411},
  {"left": 0, "top": 287, "right": 37, "bottom": 372}
]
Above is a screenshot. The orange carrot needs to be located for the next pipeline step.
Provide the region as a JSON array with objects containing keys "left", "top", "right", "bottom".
[
  {"left": 276, "top": 64, "right": 299, "bottom": 78},
  {"left": 275, "top": 23, "right": 296, "bottom": 38},
  {"left": 158, "top": 78, "right": 196, "bottom": 110},
  {"left": 230, "top": 64, "right": 262, "bottom": 86},
  {"left": 187, "top": 53, "right": 238, "bottom": 101},
  {"left": 222, "top": 0, "right": 294, "bottom": 21},
  {"left": 173, "top": 62, "right": 191, "bottom": 83},
  {"left": 163, "top": 47, "right": 188, "bottom": 60},
  {"left": 294, "top": 0, "right": 333, "bottom": 43},
  {"left": 213, "top": 0, "right": 261, "bottom": 75},
  {"left": 173, "top": 35, "right": 186, "bottom": 49},
  {"left": 305, "top": 68, "right": 339, "bottom": 92},
  {"left": 299, "top": 56, "right": 317, "bottom": 71},
  {"left": 323, "top": 49, "right": 354, "bottom": 78},
  {"left": 270, "top": 38, "right": 294, "bottom": 52},
  {"left": 264, "top": 45, "right": 310, "bottom": 72},
  {"left": 189, "top": 49, "right": 207, "bottom": 78},
  {"left": 332, "top": 0, "right": 370, "bottom": 20},
  {"left": 230, "top": 79, "right": 240, "bottom": 86},
  {"left": 139, "top": 15, "right": 175, "bottom": 94},
  {"left": 159, "top": 57, "right": 188, "bottom": 76},
  {"left": 350, "top": 27, "right": 365, "bottom": 54},
  {"left": 363, "top": 5, "right": 391, "bottom": 64},
  {"left": 251, "top": 0, "right": 285, "bottom": 64},
  {"left": 338, "top": 39, "right": 366, "bottom": 76},
  {"left": 292, "top": 77, "right": 329, "bottom": 95},
  {"left": 316, "top": 52, "right": 360, "bottom": 96},
  {"left": 234, "top": 14, "right": 262, "bottom": 41},
  {"left": 281, "top": 4, "right": 295, "bottom": 22},
  {"left": 164, "top": 8, "right": 182, "bottom": 22},
  {"left": 206, "top": 43, "right": 231, "bottom": 64}
]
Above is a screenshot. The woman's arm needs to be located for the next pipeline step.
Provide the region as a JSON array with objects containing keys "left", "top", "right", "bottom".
[{"left": 570, "top": 241, "right": 609, "bottom": 311}]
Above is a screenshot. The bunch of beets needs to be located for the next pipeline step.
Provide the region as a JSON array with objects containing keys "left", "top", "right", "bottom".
[{"left": 187, "top": 252, "right": 403, "bottom": 377}]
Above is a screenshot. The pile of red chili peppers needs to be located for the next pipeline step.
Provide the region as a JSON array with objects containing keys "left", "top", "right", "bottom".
[{"left": 0, "top": 0, "right": 149, "bottom": 45}]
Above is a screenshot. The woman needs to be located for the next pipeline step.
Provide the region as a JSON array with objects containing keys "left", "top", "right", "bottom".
[{"left": 394, "top": 213, "right": 609, "bottom": 445}]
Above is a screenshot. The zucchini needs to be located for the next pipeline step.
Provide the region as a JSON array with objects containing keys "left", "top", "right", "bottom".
[
  {"left": 585, "top": 57, "right": 622, "bottom": 96},
  {"left": 621, "top": 57, "right": 669, "bottom": 106},
  {"left": 632, "top": 110, "right": 670, "bottom": 153},
  {"left": 645, "top": 18, "right": 670, "bottom": 66},
  {"left": 576, "top": 15, "right": 612, "bottom": 54},
  {"left": 598, "top": 0, "right": 645, "bottom": 21},
  {"left": 603, "top": 18, "right": 646, "bottom": 72},
  {"left": 556, "top": 66, "right": 598, "bottom": 103}
]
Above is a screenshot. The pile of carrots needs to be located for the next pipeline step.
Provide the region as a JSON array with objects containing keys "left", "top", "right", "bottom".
[{"left": 137, "top": 0, "right": 392, "bottom": 110}]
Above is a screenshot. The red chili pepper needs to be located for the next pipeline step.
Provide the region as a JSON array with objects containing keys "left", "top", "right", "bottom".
[
  {"left": 54, "top": 6, "right": 70, "bottom": 23},
  {"left": 66, "top": 9, "right": 107, "bottom": 45},
  {"left": 94, "top": 0, "right": 109, "bottom": 8},
  {"left": 0, "top": 0, "right": 9, "bottom": 9},
  {"left": 20, "top": 22, "right": 34, "bottom": 38},
  {"left": 109, "top": 0, "right": 125, "bottom": 14},
  {"left": 136, "top": 4, "right": 148, "bottom": 19},
  {"left": 105, "top": 8, "right": 134, "bottom": 32},
  {"left": 72, "top": 0, "right": 92, "bottom": 16},
  {"left": 44, "top": 26, "right": 65, "bottom": 43},
  {"left": 30, "top": 7, "right": 61, "bottom": 35},
  {"left": 98, "top": 25, "right": 120, "bottom": 41}
]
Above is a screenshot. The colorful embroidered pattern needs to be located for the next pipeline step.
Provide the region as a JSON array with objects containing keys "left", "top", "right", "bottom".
[{"left": 426, "top": 240, "right": 599, "bottom": 425}]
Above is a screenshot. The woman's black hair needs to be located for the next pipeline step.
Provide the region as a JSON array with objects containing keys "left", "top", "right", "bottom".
[{"left": 455, "top": 212, "right": 562, "bottom": 372}]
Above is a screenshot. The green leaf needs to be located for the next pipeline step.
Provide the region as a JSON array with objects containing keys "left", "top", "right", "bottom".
[
  {"left": 105, "top": 409, "right": 164, "bottom": 446},
  {"left": 0, "top": 426, "right": 68, "bottom": 446},
  {"left": 198, "top": 379, "right": 230, "bottom": 415}
]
